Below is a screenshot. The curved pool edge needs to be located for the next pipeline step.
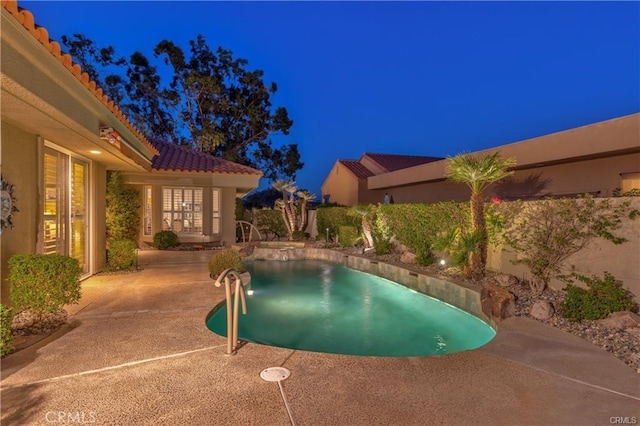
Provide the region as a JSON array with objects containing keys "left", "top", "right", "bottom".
[{"left": 246, "top": 246, "right": 495, "bottom": 329}]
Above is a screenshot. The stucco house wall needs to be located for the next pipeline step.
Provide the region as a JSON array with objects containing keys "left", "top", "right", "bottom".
[
  {"left": 321, "top": 162, "right": 362, "bottom": 206},
  {"left": 368, "top": 113, "right": 640, "bottom": 201},
  {"left": 1, "top": 2, "right": 261, "bottom": 306}
]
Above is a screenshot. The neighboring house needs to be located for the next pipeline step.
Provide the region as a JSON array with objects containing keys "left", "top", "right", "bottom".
[
  {"left": 367, "top": 113, "right": 639, "bottom": 202},
  {"left": 321, "top": 153, "right": 443, "bottom": 206},
  {"left": 322, "top": 113, "right": 639, "bottom": 206},
  {"left": 0, "top": 1, "right": 261, "bottom": 302}
]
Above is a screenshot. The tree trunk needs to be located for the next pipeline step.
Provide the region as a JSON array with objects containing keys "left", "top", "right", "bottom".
[
  {"left": 362, "top": 217, "right": 374, "bottom": 248},
  {"left": 470, "top": 192, "right": 487, "bottom": 278}
]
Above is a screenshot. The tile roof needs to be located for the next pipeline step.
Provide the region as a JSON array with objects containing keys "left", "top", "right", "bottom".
[
  {"left": 2, "top": 0, "right": 159, "bottom": 156},
  {"left": 338, "top": 159, "right": 375, "bottom": 179},
  {"left": 151, "top": 139, "right": 262, "bottom": 175},
  {"left": 364, "top": 153, "right": 444, "bottom": 172}
]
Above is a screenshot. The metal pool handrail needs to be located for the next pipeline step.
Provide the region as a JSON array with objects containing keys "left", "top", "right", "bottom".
[{"left": 212, "top": 268, "right": 248, "bottom": 355}]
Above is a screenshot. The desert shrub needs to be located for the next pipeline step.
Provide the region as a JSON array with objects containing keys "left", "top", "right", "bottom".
[
  {"left": 561, "top": 272, "right": 637, "bottom": 321},
  {"left": 153, "top": 230, "right": 179, "bottom": 250},
  {"left": 339, "top": 226, "right": 359, "bottom": 247},
  {"left": 503, "top": 196, "right": 638, "bottom": 294},
  {"left": 208, "top": 249, "right": 244, "bottom": 278},
  {"left": 8, "top": 254, "right": 82, "bottom": 315},
  {"left": 0, "top": 304, "right": 13, "bottom": 357},
  {"left": 107, "top": 239, "right": 137, "bottom": 271},
  {"left": 106, "top": 171, "right": 140, "bottom": 244}
]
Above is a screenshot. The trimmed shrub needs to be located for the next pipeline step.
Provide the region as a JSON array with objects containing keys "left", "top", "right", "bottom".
[
  {"left": 106, "top": 171, "right": 140, "bottom": 244},
  {"left": 208, "top": 249, "right": 244, "bottom": 278},
  {"left": 8, "top": 254, "right": 82, "bottom": 315},
  {"left": 1, "top": 304, "right": 13, "bottom": 357},
  {"left": 153, "top": 230, "right": 179, "bottom": 250},
  {"left": 316, "top": 207, "right": 359, "bottom": 241},
  {"left": 107, "top": 239, "right": 137, "bottom": 271},
  {"left": 377, "top": 202, "right": 469, "bottom": 254},
  {"left": 338, "top": 226, "right": 359, "bottom": 247},
  {"left": 561, "top": 272, "right": 637, "bottom": 321},
  {"left": 374, "top": 239, "right": 394, "bottom": 255}
]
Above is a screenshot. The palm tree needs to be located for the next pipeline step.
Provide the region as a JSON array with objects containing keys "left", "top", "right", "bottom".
[
  {"left": 445, "top": 151, "right": 516, "bottom": 278},
  {"left": 273, "top": 181, "right": 316, "bottom": 240},
  {"left": 296, "top": 190, "right": 316, "bottom": 232},
  {"left": 273, "top": 180, "right": 297, "bottom": 239},
  {"left": 347, "top": 204, "right": 376, "bottom": 248}
]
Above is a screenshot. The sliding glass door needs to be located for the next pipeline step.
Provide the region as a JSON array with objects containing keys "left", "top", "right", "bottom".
[{"left": 43, "top": 146, "right": 90, "bottom": 275}]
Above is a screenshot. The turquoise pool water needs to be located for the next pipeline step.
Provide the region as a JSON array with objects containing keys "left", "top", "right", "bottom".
[{"left": 206, "top": 260, "right": 495, "bottom": 357}]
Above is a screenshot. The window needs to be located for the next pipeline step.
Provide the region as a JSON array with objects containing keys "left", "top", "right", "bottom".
[
  {"left": 212, "top": 188, "right": 220, "bottom": 234},
  {"left": 621, "top": 172, "right": 640, "bottom": 194},
  {"left": 162, "top": 187, "right": 203, "bottom": 234},
  {"left": 143, "top": 186, "right": 152, "bottom": 236}
]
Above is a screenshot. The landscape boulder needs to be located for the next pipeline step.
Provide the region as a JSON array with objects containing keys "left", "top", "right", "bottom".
[
  {"left": 529, "top": 300, "right": 555, "bottom": 320},
  {"left": 597, "top": 311, "right": 640, "bottom": 331},
  {"left": 481, "top": 284, "right": 516, "bottom": 322},
  {"left": 400, "top": 251, "right": 416, "bottom": 264}
]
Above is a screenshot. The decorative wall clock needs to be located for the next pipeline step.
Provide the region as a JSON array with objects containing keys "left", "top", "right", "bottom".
[{"left": 1, "top": 175, "right": 19, "bottom": 234}]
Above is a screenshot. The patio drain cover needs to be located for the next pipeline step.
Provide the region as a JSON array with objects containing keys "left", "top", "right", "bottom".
[{"left": 260, "top": 367, "right": 290, "bottom": 382}]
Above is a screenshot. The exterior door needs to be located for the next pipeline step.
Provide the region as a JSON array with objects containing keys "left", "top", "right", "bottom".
[{"left": 43, "top": 146, "right": 90, "bottom": 276}]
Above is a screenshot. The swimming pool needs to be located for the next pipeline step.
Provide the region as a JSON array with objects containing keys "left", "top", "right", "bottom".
[{"left": 206, "top": 260, "right": 495, "bottom": 357}]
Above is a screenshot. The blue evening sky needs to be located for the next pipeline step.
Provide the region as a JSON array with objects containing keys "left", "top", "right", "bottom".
[{"left": 21, "top": 1, "right": 640, "bottom": 196}]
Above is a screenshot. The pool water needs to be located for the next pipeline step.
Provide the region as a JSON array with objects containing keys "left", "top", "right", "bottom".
[{"left": 206, "top": 260, "right": 495, "bottom": 357}]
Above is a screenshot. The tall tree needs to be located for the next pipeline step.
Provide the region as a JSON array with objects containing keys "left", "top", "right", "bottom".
[
  {"left": 61, "top": 34, "right": 303, "bottom": 181},
  {"left": 445, "top": 151, "right": 516, "bottom": 278}
]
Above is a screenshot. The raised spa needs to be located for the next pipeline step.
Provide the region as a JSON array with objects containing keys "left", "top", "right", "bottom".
[{"left": 206, "top": 260, "right": 495, "bottom": 357}]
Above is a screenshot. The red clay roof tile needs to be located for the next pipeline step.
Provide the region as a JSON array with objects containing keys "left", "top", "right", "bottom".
[
  {"left": 363, "top": 153, "right": 443, "bottom": 172},
  {"left": 338, "top": 159, "right": 375, "bottom": 179},
  {"left": 151, "top": 139, "right": 262, "bottom": 175}
]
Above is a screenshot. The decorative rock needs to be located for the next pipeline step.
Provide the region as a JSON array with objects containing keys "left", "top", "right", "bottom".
[
  {"left": 400, "top": 251, "right": 416, "bottom": 264},
  {"left": 597, "top": 311, "right": 640, "bottom": 331},
  {"left": 481, "top": 284, "right": 516, "bottom": 322},
  {"left": 494, "top": 273, "right": 519, "bottom": 287},
  {"left": 529, "top": 300, "right": 555, "bottom": 320}
]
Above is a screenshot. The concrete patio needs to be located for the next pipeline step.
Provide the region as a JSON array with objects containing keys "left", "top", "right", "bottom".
[{"left": 1, "top": 250, "right": 638, "bottom": 426}]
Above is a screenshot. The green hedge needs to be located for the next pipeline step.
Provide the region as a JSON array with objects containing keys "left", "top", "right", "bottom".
[
  {"left": 0, "top": 304, "right": 13, "bottom": 357},
  {"left": 377, "top": 202, "right": 469, "bottom": 253},
  {"left": 316, "top": 207, "right": 360, "bottom": 241},
  {"left": 339, "top": 226, "right": 359, "bottom": 246},
  {"left": 8, "top": 254, "right": 82, "bottom": 314}
]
